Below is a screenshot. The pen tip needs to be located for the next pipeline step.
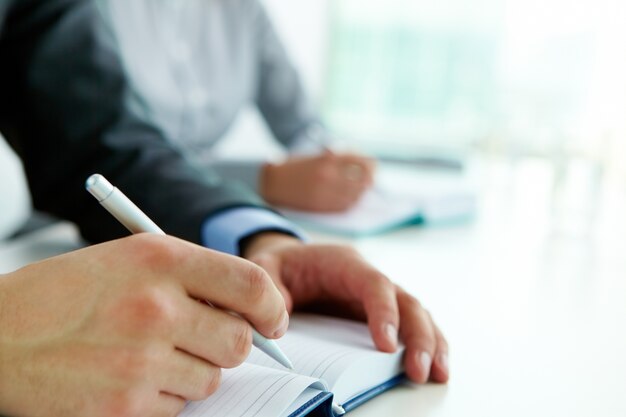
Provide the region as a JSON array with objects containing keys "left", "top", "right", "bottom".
[
  {"left": 253, "top": 332, "right": 294, "bottom": 369},
  {"left": 280, "top": 356, "right": 294, "bottom": 370},
  {"left": 263, "top": 338, "right": 293, "bottom": 369}
]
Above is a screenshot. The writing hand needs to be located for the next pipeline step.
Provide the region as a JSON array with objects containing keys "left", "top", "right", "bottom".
[
  {"left": 0, "top": 234, "right": 288, "bottom": 417},
  {"left": 260, "top": 152, "right": 376, "bottom": 212}
]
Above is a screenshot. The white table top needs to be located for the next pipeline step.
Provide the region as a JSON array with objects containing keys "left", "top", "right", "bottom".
[{"left": 1, "top": 157, "right": 625, "bottom": 417}]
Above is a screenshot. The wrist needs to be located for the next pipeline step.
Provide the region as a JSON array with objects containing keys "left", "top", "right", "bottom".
[{"left": 241, "top": 231, "right": 302, "bottom": 260}]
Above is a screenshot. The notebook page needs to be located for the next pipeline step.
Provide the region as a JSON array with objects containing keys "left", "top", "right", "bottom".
[
  {"left": 246, "top": 314, "right": 403, "bottom": 403},
  {"left": 178, "top": 363, "right": 325, "bottom": 417},
  {"left": 279, "top": 190, "right": 419, "bottom": 235}
]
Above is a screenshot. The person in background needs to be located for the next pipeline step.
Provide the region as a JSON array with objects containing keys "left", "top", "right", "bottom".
[
  {"left": 0, "top": 1, "right": 448, "bottom": 416},
  {"left": 98, "top": 0, "right": 376, "bottom": 212}
]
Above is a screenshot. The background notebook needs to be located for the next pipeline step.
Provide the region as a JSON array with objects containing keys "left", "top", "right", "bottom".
[
  {"left": 278, "top": 170, "right": 477, "bottom": 236},
  {"left": 178, "top": 314, "right": 406, "bottom": 417}
]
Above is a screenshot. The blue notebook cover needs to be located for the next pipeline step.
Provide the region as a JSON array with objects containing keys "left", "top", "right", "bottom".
[
  {"left": 288, "top": 392, "right": 334, "bottom": 417},
  {"left": 341, "top": 374, "right": 407, "bottom": 412},
  {"left": 288, "top": 374, "right": 407, "bottom": 417}
]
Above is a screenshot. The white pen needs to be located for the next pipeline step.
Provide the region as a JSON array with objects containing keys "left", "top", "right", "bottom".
[{"left": 85, "top": 173, "right": 294, "bottom": 369}]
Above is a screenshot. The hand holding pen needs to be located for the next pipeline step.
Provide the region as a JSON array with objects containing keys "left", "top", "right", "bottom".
[
  {"left": 260, "top": 130, "right": 376, "bottom": 213},
  {"left": 86, "top": 174, "right": 293, "bottom": 369}
]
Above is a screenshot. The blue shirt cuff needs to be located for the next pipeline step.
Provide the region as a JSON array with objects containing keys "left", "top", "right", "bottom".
[{"left": 201, "top": 207, "right": 306, "bottom": 255}]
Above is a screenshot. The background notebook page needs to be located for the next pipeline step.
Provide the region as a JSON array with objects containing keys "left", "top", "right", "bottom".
[
  {"left": 246, "top": 314, "right": 394, "bottom": 390},
  {"left": 280, "top": 168, "right": 477, "bottom": 234},
  {"left": 279, "top": 189, "right": 419, "bottom": 233},
  {"left": 178, "top": 363, "right": 324, "bottom": 417}
]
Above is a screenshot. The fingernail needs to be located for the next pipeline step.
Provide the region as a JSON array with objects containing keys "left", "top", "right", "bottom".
[
  {"left": 417, "top": 351, "right": 432, "bottom": 383},
  {"left": 273, "top": 310, "right": 290, "bottom": 338},
  {"left": 384, "top": 323, "right": 398, "bottom": 349}
]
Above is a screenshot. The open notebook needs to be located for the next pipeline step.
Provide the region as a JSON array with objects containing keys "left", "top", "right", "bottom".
[
  {"left": 178, "top": 314, "right": 405, "bottom": 417},
  {"left": 279, "top": 182, "right": 476, "bottom": 237}
]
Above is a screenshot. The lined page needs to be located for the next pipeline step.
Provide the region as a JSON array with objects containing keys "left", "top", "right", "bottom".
[
  {"left": 246, "top": 314, "right": 399, "bottom": 392},
  {"left": 178, "top": 363, "right": 325, "bottom": 417}
]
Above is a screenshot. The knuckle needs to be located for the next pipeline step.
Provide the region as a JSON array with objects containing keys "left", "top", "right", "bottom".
[
  {"left": 241, "top": 264, "right": 271, "bottom": 306},
  {"left": 228, "top": 320, "right": 253, "bottom": 366},
  {"left": 129, "top": 234, "right": 183, "bottom": 270},
  {"left": 109, "top": 345, "right": 160, "bottom": 381},
  {"left": 396, "top": 286, "right": 421, "bottom": 309},
  {"left": 437, "top": 331, "right": 449, "bottom": 351},
  {"left": 125, "top": 286, "right": 177, "bottom": 330},
  {"left": 371, "top": 272, "right": 393, "bottom": 290},
  {"left": 404, "top": 293, "right": 423, "bottom": 312},
  {"left": 104, "top": 388, "right": 145, "bottom": 417},
  {"left": 202, "top": 367, "right": 222, "bottom": 397}
]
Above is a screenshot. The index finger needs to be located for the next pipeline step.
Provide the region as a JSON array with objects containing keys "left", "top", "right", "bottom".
[
  {"left": 326, "top": 254, "right": 400, "bottom": 352},
  {"left": 130, "top": 234, "right": 289, "bottom": 339}
]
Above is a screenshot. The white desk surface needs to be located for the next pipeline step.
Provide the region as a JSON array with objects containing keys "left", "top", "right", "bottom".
[{"left": 1, "top": 157, "right": 625, "bottom": 417}]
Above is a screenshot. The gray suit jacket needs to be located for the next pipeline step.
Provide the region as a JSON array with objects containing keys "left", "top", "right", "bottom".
[{"left": 0, "top": 0, "right": 269, "bottom": 244}]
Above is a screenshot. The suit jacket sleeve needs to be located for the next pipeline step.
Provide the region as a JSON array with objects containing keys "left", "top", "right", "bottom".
[{"left": 0, "top": 0, "right": 268, "bottom": 244}]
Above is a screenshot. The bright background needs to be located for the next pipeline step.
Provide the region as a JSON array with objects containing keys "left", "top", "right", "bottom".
[
  {"left": 247, "top": 0, "right": 626, "bottom": 241},
  {"left": 261, "top": 0, "right": 626, "bottom": 162},
  {"left": 3, "top": 0, "right": 626, "bottom": 237}
]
